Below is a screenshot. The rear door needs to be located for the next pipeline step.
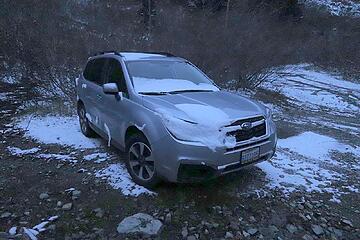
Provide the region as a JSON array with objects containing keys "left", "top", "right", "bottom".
[
  {"left": 100, "top": 58, "right": 130, "bottom": 147},
  {"left": 82, "top": 58, "right": 107, "bottom": 130}
]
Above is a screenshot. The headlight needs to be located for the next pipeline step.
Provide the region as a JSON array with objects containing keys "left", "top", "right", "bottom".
[
  {"left": 265, "top": 107, "right": 273, "bottom": 120},
  {"left": 161, "top": 115, "right": 199, "bottom": 142}
]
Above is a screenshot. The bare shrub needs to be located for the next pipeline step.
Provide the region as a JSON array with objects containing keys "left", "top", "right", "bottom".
[{"left": 1, "top": 0, "right": 359, "bottom": 108}]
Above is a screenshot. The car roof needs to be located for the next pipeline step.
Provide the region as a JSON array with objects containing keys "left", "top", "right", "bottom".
[{"left": 89, "top": 51, "right": 184, "bottom": 62}]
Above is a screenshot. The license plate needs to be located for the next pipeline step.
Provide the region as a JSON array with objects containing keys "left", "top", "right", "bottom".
[{"left": 241, "top": 147, "right": 260, "bottom": 164}]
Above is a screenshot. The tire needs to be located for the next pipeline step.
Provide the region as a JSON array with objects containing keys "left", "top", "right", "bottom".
[
  {"left": 77, "top": 103, "right": 96, "bottom": 138},
  {"left": 125, "top": 133, "right": 160, "bottom": 188}
]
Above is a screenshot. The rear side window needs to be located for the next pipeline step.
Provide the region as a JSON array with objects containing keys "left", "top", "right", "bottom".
[
  {"left": 104, "top": 59, "right": 127, "bottom": 93},
  {"left": 83, "top": 58, "right": 106, "bottom": 85}
]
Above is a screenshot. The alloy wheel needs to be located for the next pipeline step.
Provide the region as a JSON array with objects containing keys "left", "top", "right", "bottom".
[{"left": 128, "top": 142, "right": 155, "bottom": 181}]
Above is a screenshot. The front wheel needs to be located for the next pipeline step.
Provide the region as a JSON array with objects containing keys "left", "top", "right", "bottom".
[{"left": 125, "top": 133, "right": 160, "bottom": 188}]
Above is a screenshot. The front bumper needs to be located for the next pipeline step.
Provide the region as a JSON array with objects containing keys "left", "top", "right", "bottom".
[{"left": 151, "top": 123, "right": 277, "bottom": 183}]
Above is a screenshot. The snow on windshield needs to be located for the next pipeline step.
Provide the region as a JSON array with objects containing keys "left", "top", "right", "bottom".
[
  {"left": 133, "top": 77, "right": 219, "bottom": 93},
  {"left": 127, "top": 60, "right": 219, "bottom": 93}
]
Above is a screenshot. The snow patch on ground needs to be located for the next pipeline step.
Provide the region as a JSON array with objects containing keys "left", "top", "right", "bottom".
[
  {"left": 258, "top": 131, "right": 360, "bottom": 200},
  {"left": 95, "top": 163, "right": 155, "bottom": 197},
  {"left": 38, "top": 153, "right": 77, "bottom": 163},
  {"left": 304, "top": 0, "right": 360, "bottom": 16},
  {"left": 0, "top": 92, "right": 10, "bottom": 101},
  {"left": 9, "top": 215, "right": 58, "bottom": 240},
  {"left": 7, "top": 147, "right": 40, "bottom": 155},
  {"left": 16, "top": 115, "right": 101, "bottom": 149},
  {"left": 278, "top": 132, "right": 359, "bottom": 163},
  {"left": 263, "top": 64, "right": 360, "bottom": 115},
  {"left": 83, "top": 152, "right": 109, "bottom": 163}
]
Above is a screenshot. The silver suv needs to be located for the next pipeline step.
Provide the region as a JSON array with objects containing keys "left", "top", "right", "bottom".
[{"left": 76, "top": 51, "right": 277, "bottom": 187}]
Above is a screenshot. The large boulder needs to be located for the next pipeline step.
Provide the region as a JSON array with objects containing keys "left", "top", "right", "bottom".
[{"left": 117, "top": 213, "right": 163, "bottom": 236}]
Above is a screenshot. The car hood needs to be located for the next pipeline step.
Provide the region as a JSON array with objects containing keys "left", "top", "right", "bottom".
[{"left": 142, "top": 91, "right": 266, "bottom": 125}]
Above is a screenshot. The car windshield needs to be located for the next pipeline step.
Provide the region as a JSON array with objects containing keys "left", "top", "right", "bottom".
[{"left": 126, "top": 61, "right": 219, "bottom": 94}]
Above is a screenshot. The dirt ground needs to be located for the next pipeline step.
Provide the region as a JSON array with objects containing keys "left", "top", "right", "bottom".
[{"left": 1, "top": 74, "right": 359, "bottom": 240}]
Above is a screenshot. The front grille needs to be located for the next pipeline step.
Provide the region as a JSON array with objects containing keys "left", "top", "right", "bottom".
[
  {"left": 226, "top": 138, "right": 269, "bottom": 152},
  {"left": 226, "top": 116, "right": 264, "bottom": 127},
  {"left": 226, "top": 116, "right": 266, "bottom": 142}
]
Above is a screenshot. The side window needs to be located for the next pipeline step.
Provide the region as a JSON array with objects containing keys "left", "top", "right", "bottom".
[
  {"left": 92, "top": 58, "right": 106, "bottom": 85},
  {"left": 104, "top": 59, "right": 127, "bottom": 93},
  {"left": 83, "top": 58, "right": 106, "bottom": 85},
  {"left": 83, "top": 60, "right": 94, "bottom": 81}
]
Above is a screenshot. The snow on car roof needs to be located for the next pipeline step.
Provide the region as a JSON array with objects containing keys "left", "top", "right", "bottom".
[{"left": 120, "top": 52, "right": 181, "bottom": 61}]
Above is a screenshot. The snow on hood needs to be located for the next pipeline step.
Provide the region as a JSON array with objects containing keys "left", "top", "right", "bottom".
[
  {"left": 133, "top": 77, "right": 219, "bottom": 93},
  {"left": 143, "top": 90, "right": 265, "bottom": 124},
  {"left": 143, "top": 91, "right": 265, "bottom": 151}
]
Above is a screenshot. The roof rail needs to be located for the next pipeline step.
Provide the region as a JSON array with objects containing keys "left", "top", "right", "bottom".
[
  {"left": 146, "top": 51, "right": 175, "bottom": 57},
  {"left": 92, "top": 51, "right": 122, "bottom": 57}
]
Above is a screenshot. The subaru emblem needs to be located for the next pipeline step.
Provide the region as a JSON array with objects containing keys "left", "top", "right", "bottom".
[{"left": 241, "top": 122, "right": 252, "bottom": 130}]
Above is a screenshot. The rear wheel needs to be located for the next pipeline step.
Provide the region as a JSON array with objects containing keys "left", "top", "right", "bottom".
[
  {"left": 78, "top": 104, "right": 96, "bottom": 138},
  {"left": 125, "top": 133, "right": 160, "bottom": 188}
]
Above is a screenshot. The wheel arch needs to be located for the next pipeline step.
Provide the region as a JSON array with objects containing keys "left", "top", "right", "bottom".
[{"left": 125, "top": 126, "right": 149, "bottom": 147}]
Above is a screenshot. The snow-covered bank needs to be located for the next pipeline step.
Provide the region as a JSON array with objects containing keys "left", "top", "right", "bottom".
[{"left": 258, "top": 131, "right": 360, "bottom": 202}]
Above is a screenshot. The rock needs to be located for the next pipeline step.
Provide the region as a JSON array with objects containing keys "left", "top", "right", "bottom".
[
  {"left": 93, "top": 208, "right": 104, "bottom": 218},
  {"left": 270, "top": 225, "right": 279, "bottom": 232},
  {"left": 311, "top": 225, "right": 324, "bottom": 236},
  {"left": 39, "top": 193, "right": 49, "bottom": 200},
  {"left": 48, "top": 224, "right": 56, "bottom": 231},
  {"left": 57, "top": 201, "right": 63, "bottom": 207},
  {"left": 305, "top": 202, "right": 313, "bottom": 209},
  {"left": 302, "top": 234, "right": 314, "bottom": 240},
  {"left": 62, "top": 203, "right": 73, "bottom": 211},
  {"left": 286, "top": 224, "right": 298, "bottom": 234},
  {"left": 204, "top": 229, "right": 209, "bottom": 235},
  {"left": 247, "top": 228, "right": 258, "bottom": 236},
  {"left": 249, "top": 216, "right": 256, "bottom": 223},
  {"left": 8, "top": 227, "right": 17, "bottom": 235},
  {"left": 333, "top": 228, "right": 343, "bottom": 237},
  {"left": 72, "top": 190, "right": 81, "bottom": 200},
  {"left": 181, "top": 227, "right": 188, "bottom": 238},
  {"left": 0, "top": 212, "right": 11, "bottom": 218},
  {"left": 212, "top": 223, "right": 219, "bottom": 228},
  {"left": 165, "top": 213, "right": 172, "bottom": 224},
  {"left": 341, "top": 219, "right": 353, "bottom": 227},
  {"left": 117, "top": 213, "right": 163, "bottom": 236},
  {"left": 229, "top": 222, "right": 239, "bottom": 231},
  {"left": 225, "top": 231, "right": 234, "bottom": 239},
  {"left": 242, "top": 231, "right": 250, "bottom": 238}
]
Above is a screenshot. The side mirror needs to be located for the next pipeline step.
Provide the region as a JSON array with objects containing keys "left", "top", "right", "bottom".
[{"left": 103, "top": 83, "right": 119, "bottom": 94}]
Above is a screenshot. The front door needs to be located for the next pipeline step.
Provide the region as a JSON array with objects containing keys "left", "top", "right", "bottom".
[{"left": 100, "top": 58, "right": 130, "bottom": 148}]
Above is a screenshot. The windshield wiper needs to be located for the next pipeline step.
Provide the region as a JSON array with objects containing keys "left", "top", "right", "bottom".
[
  {"left": 138, "top": 92, "right": 169, "bottom": 95},
  {"left": 168, "top": 89, "right": 214, "bottom": 94}
]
